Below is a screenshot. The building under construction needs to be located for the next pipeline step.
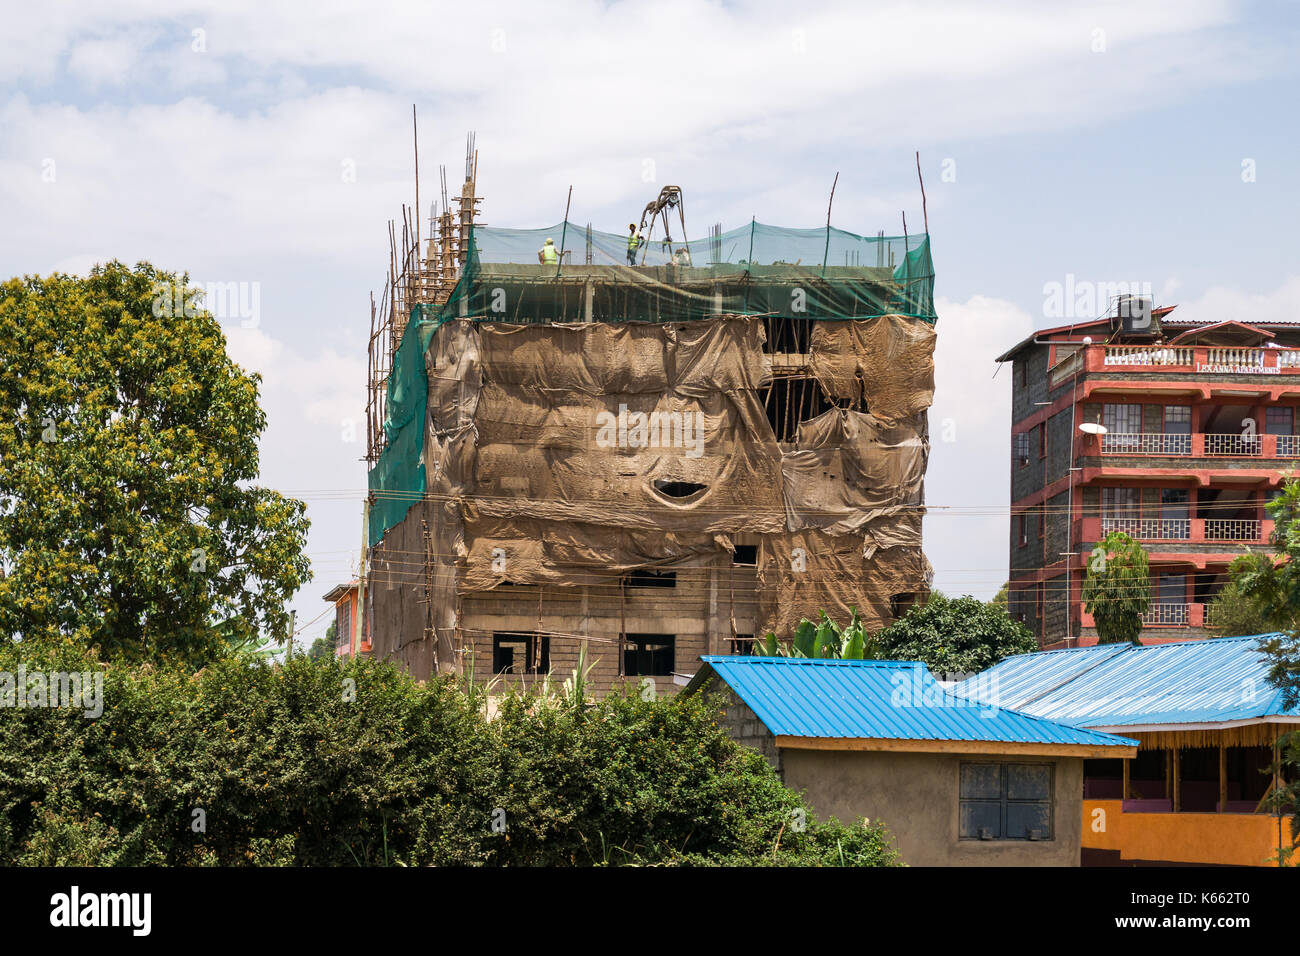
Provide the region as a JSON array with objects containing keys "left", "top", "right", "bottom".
[{"left": 363, "top": 140, "right": 938, "bottom": 693}]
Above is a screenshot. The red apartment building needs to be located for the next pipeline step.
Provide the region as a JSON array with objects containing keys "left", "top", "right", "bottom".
[{"left": 998, "top": 299, "right": 1300, "bottom": 647}]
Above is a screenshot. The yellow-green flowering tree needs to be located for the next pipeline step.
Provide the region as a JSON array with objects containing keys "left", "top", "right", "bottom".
[{"left": 0, "top": 261, "right": 310, "bottom": 666}]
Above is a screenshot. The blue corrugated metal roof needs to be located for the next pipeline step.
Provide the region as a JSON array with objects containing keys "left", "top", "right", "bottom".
[
  {"left": 953, "top": 635, "right": 1299, "bottom": 729},
  {"left": 692, "top": 656, "right": 1135, "bottom": 749}
]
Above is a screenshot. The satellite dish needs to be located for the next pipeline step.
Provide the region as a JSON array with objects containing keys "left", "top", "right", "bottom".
[{"left": 1079, "top": 422, "right": 1108, "bottom": 435}]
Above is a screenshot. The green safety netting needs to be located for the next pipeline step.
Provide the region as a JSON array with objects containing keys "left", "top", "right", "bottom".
[
  {"left": 368, "top": 308, "right": 437, "bottom": 547},
  {"left": 368, "top": 221, "right": 936, "bottom": 545},
  {"left": 457, "top": 221, "right": 934, "bottom": 323}
]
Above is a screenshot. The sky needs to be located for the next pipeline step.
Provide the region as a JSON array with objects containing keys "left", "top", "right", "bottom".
[{"left": 3, "top": 0, "right": 1299, "bottom": 649}]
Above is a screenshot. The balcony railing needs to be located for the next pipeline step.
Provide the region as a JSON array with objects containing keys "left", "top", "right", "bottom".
[
  {"left": 1100, "top": 432, "right": 1191, "bottom": 455},
  {"left": 1203, "top": 433, "right": 1262, "bottom": 456},
  {"left": 1143, "top": 603, "right": 1190, "bottom": 626},
  {"left": 1102, "top": 346, "right": 1193, "bottom": 367},
  {"left": 1095, "top": 430, "right": 1300, "bottom": 459},
  {"left": 1203, "top": 518, "right": 1263, "bottom": 542},
  {"left": 1205, "top": 347, "right": 1264, "bottom": 368},
  {"left": 1085, "top": 516, "right": 1271, "bottom": 545},
  {"left": 1085, "top": 343, "right": 1300, "bottom": 375},
  {"left": 1101, "top": 517, "right": 1190, "bottom": 540}
]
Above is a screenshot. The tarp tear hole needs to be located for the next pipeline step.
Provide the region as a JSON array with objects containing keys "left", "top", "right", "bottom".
[{"left": 653, "top": 479, "right": 709, "bottom": 499}]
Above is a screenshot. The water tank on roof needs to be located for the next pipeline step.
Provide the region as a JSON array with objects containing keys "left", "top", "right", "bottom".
[{"left": 1113, "top": 294, "right": 1156, "bottom": 336}]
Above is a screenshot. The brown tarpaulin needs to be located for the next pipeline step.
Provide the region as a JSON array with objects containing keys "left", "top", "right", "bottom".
[{"left": 368, "top": 312, "right": 933, "bottom": 670}]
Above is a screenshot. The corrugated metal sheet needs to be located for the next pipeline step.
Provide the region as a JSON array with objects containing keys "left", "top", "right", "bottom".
[
  {"left": 954, "top": 635, "right": 1298, "bottom": 729},
  {"left": 694, "top": 656, "right": 1135, "bottom": 748}
]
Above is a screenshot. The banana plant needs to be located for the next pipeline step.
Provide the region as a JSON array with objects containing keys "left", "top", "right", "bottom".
[{"left": 751, "top": 607, "right": 880, "bottom": 660}]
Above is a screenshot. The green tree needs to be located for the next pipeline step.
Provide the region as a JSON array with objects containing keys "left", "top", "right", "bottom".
[
  {"left": 308, "top": 621, "right": 337, "bottom": 661},
  {"left": 1082, "top": 531, "right": 1150, "bottom": 645},
  {"left": 0, "top": 262, "right": 311, "bottom": 666},
  {"left": 1207, "top": 572, "right": 1292, "bottom": 638},
  {"left": 1232, "top": 480, "right": 1300, "bottom": 861},
  {"left": 874, "top": 592, "right": 1036, "bottom": 674},
  {"left": 991, "top": 581, "right": 1009, "bottom": 609}
]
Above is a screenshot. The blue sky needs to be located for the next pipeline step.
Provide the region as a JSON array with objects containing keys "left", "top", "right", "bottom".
[{"left": 3, "top": 0, "right": 1298, "bottom": 647}]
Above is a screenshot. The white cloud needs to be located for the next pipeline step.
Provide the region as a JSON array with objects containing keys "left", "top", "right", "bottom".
[
  {"left": 1169, "top": 275, "right": 1300, "bottom": 327},
  {"left": 0, "top": 0, "right": 1287, "bottom": 633}
]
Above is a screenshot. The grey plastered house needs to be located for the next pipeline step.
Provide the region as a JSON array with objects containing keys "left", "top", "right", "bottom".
[{"left": 685, "top": 656, "right": 1136, "bottom": 866}]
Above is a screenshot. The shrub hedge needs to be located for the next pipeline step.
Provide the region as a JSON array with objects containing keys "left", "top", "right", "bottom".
[{"left": 0, "top": 646, "right": 901, "bottom": 866}]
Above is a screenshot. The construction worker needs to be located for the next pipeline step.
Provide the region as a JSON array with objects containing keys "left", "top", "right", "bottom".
[
  {"left": 626, "top": 224, "right": 642, "bottom": 265},
  {"left": 539, "top": 237, "right": 558, "bottom": 265}
]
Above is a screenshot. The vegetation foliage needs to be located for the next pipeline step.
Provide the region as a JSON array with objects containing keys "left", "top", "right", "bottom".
[
  {"left": 874, "top": 592, "right": 1037, "bottom": 674},
  {"left": 754, "top": 594, "right": 1035, "bottom": 674},
  {"left": 0, "top": 262, "right": 311, "bottom": 667},
  {"left": 0, "top": 644, "right": 901, "bottom": 867},
  {"left": 1226, "top": 479, "right": 1300, "bottom": 859},
  {"left": 1082, "top": 531, "right": 1150, "bottom": 645}
]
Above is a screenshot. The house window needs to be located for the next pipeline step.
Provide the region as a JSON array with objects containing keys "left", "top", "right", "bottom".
[
  {"left": 732, "top": 545, "right": 758, "bottom": 566},
  {"left": 1103, "top": 403, "right": 1142, "bottom": 434},
  {"left": 335, "top": 606, "right": 351, "bottom": 650},
  {"left": 1014, "top": 431, "right": 1030, "bottom": 464},
  {"left": 624, "top": 634, "right": 675, "bottom": 676},
  {"left": 1163, "top": 405, "right": 1192, "bottom": 453},
  {"left": 1266, "top": 407, "right": 1295, "bottom": 436},
  {"left": 1037, "top": 425, "right": 1046, "bottom": 459},
  {"left": 1101, "top": 486, "right": 1139, "bottom": 519},
  {"left": 625, "top": 570, "right": 677, "bottom": 589},
  {"left": 1164, "top": 405, "right": 1192, "bottom": 433},
  {"left": 492, "top": 632, "right": 550, "bottom": 674},
  {"left": 336, "top": 603, "right": 352, "bottom": 648},
  {"left": 1017, "top": 514, "right": 1028, "bottom": 547},
  {"left": 959, "top": 763, "right": 1054, "bottom": 841},
  {"left": 1037, "top": 508, "right": 1045, "bottom": 539}
]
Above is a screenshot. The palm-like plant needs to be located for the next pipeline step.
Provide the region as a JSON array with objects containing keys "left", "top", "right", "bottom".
[{"left": 751, "top": 607, "right": 880, "bottom": 660}]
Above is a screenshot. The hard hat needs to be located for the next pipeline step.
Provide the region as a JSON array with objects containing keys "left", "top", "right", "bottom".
[{"left": 545, "top": 238, "right": 554, "bottom": 244}]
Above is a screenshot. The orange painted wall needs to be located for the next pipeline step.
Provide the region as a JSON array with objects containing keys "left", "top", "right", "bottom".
[{"left": 1082, "top": 799, "right": 1284, "bottom": 866}]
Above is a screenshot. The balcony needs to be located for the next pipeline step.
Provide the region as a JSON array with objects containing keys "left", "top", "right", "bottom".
[
  {"left": 1100, "top": 516, "right": 1189, "bottom": 540},
  {"left": 1101, "top": 345, "right": 1195, "bottom": 367},
  {"left": 1098, "top": 432, "right": 1299, "bottom": 459},
  {"left": 1100, "top": 432, "right": 1191, "bottom": 455},
  {"left": 1082, "top": 603, "right": 1207, "bottom": 629},
  {"left": 1086, "top": 516, "right": 1272, "bottom": 545},
  {"left": 1142, "top": 603, "right": 1189, "bottom": 626},
  {"left": 1093, "top": 344, "right": 1295, "bottom": 373},
  {"left": 1203, "top": 518, "right": 1262, "bottom": 541}
]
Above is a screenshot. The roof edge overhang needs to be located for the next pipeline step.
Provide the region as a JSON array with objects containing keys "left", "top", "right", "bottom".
[
  {"left": 1168, "top": 320, "right": 1273, "bottom": 345},
  {"left": 773, "top": 734, "right": 1137, "bottom": 759},
  {"left": 1084, "top": 716, "right": 1300, "bottom": 735},
  {"left": 995, "top": 306, "right": 1180, "bottom": 363}
]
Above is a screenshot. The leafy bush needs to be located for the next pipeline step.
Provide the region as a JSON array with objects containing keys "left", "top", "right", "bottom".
[
  {"left": 875, "top": 592, "right": 1037, "bottom": 674},
  {"left": 0, "top": 644, "right": 900, "bottom": 867}
]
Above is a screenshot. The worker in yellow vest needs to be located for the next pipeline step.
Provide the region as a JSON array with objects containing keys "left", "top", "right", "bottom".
[
  {"left": 539, "top": 237, "right": 558, "bottom": 265},
  {"left": 626, "top": 224, "right": 643, "bottom": 265}
]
